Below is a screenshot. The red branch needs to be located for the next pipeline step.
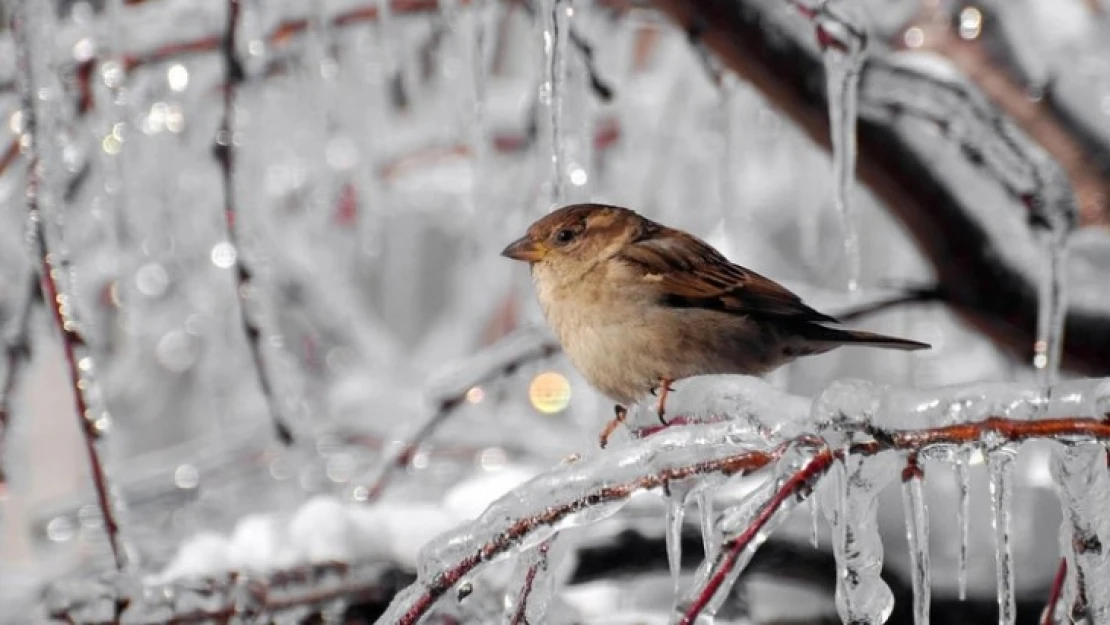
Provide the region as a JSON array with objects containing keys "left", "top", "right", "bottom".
[
  {"left": 12, "top": 6, "right": 131, "bottom": 573},
  {"left": 508, "top": 539, "right": 553, "bottom": 625},
  {"left": 1043, "top": 558, "right": 1067, "bottom": 625}
]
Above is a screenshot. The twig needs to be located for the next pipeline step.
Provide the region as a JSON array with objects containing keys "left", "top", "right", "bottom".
[
  {"left": 507, "top": 538, "right": 554, "bottom": 625},
  {"left": 12, "top": 3, "right": 131, "bottom": 572},
  {"left": 1042, "top": 558, "right": 1067, "bottom": 625},
  {"left": 358, "top": 331, "right": 560, "bottom": 502},
  {"left": 217, "top": 0, "right": 294, "bottom": 445},
  {"left": 0, "top": 273, "right": 37, "bottom": 488}
]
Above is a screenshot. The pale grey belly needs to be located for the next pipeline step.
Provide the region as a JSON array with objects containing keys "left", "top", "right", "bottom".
[{"left": 562, "top": 308, "right": 788, "bottom": 405}]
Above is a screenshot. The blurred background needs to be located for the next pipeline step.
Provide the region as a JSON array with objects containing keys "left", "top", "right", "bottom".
[{"left": 1, "top": 0, "right": 1109, "bottom": 622}]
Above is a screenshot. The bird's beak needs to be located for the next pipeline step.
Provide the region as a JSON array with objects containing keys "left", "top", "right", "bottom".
[{"left": 500, "top": 236, "right": 547, "bottom": 262}]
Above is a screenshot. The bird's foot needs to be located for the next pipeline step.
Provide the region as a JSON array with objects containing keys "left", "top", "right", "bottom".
[
  {"left": 599, "top": 404, "right": 628, "bottom": 449},
  {"left": 653, "top": 378, "right": 674, "bottom": 425}
]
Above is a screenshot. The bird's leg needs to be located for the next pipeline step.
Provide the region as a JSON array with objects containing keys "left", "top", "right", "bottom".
[
  {"left": 654, "top": 377, "right": 674, "bottom": 425},
  {"left": 598, "top": 404, "right": 628, "bottom": 449}
]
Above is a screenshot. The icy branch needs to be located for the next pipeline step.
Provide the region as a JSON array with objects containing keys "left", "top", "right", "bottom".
[
  {"left": 12, "top": 0, "right": 133, "bottom": 574},
  {"left": 359, "top": 328, "right": 559, "bottom": 502}
]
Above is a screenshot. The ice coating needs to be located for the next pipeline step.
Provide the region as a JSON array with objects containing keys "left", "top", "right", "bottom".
[
  {"left": 376, "top": 420, "right": 774, "bottom": 623},
  {"left": 423, "top": 327, "right": 557, "bottom": 403},
  {"left": 873, "top": 378, "right": 1110, "bottom": 433},
  {"left": 811, "top": 378, "right": 880, "bottom": 445},
  {"left": 900, "top": 464, "right": 931, "bottom": 624},
  {"left": 504, "top": 537, "right": 560, "bottom": 624},
  {"left": 676, "top": 442, "right": 823, "bottom": 623},
  {"left": 818, "top": 1, "right": 867, "bottom": 294},
  {"left": 1050, "top": 442, "right": 1110, "bottom": 623},
  {"left": 988, "top": 449, "right": 1016, "bottom": 625},
  {"left": 629, "top": 374, "right": 812, "bottom": 439},
  {"left": 824, "top": 452, "right": 897, "bottom": 624}
]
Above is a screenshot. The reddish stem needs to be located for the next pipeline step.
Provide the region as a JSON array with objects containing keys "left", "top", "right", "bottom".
[
  {"left": 217, "top": 0, "right": 295, "bottom": 445},
  {"left": 508, "top": 539, "right": 552, "bottom": 625},
  {"left": 12, "top": 6, "right": 130, "bottom": 573},
  {"left": 1042, "top": 558, "right": 1067, "bottom": 625},
  {"left": 678, "top": 447, "right": 835, "bottom": 624}
]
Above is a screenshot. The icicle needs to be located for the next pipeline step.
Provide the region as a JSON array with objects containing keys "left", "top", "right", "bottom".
[
  {"left": 808, "top": 492, "right": 820, "bottom": 550},
  {"left": 696, "top": 488, "right": 719, "bottom": 560},
  {"left": 1033, "top": 230, "right": 1068, "bottom": 386},
  {"left": 817, "top": 4, "right": 867, "bottom": 293},
  {"left": 1050, "top": 442, "right": 1110, "bottom": 623},
  {"left": 954, "top": 449, "right": 971, "bottom": 601},
  {"left": 665, "top": 489, "right": 687, "bottom": 594},
  {"left": 988, "top": 448, "right": 1017, "bottom": 625},
  {"left": 824, "top": 451, "right": 897, "bottom": 623},
  {"left": 901, "top": 458, "right": 931, "bottom": 625},
  {"left": 539, "top": 0, "right": 572, "bottom": 207}
]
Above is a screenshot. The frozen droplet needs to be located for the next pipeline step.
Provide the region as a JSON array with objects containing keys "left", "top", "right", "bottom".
[
  {"left": 210, "top": 242, "right": 237, "bottom": 268},
  {"left": 134, "top": 262, "right": 169, "bottom": 297},
  {"left": 46, "top": 516, "right": 76, "bottom": 542},
  {"left": 167, "top": 64, "right": 189, "bottom": 92},
  {"left": 156, "top": 330, "right": 196, "bottom": 372},
  {"left": 173, "top": 464, "right": 199, "bottom": 489}
]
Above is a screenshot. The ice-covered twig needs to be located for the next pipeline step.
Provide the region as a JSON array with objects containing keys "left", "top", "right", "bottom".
[
  {"left": 12, "top": 2, "right": 133, "bottom": 573},
  {"left": 0, "top": 274, "right": 37, "bottom": 488},
  {"left": 1043, "top": 558, "right": 1067, "bottom": 625},
  {"left": 505, "top": 536, "right": 557, "bottom": 625},
  {"left": 217, "top": 0, "right": 296, "bottom": 445},
  {"left": 359, "top": 329, "right": 559, "bottom": 502}
]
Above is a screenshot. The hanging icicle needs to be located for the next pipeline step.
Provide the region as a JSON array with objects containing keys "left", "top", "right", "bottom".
[
  {"left": 988, "top": 448, "right": 1017, "bottom": 625},
  {"left": 539, "top": 0, "right": 572, "bottom": 208},
  {"left": 815, "top": 1, "right": 867, "bottom": 294},
  {"left": 901, "top": 455, "right": 931, "bottom": 625},
  {"left": 954, "top": 447, "right": 971, "bottom": 602}
]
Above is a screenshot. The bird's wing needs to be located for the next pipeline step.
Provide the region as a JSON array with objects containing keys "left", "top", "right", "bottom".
[{"left": 617, "top": 225, "right": 838, "bottom": 324}]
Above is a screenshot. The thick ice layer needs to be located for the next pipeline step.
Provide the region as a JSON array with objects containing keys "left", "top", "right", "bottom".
[
  {"left": 873, "top": 378, "right": 1110, "bottom": 433},
  {"left": 374, "top": 420, "right": 775, "bottom": 623},
  {"left": 628, "top": 374, "right": 812, "bottom": 440},
  {"left": 1050, "top": 442, "right": 1110, "bottom": 622}
]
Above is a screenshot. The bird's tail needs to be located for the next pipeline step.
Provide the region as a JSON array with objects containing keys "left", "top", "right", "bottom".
[{"left": 800, "top": 324, "right": 931, "bottom": 351}]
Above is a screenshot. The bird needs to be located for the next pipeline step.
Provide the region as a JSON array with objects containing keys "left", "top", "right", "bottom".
[{"left": 501, "top": 203, "right": 929, "bottom": 429}]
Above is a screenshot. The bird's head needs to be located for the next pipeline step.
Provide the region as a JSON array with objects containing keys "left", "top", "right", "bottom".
[{"left": 500, "top": 204, "right": 640, "bottom": 273}]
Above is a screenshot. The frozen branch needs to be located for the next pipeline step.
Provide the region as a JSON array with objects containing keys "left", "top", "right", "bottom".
[
  {"left": 649, "top": 0, "right": 1110, "bottom": 374},
  {"left": 375, "top": 374, "right": 1110, "bottom": 624},
  {"left": 217, "top": 0, "right": 296, "bottom": 445},
  {"left": 358, "top": 328, "right": 559, "bottom": 502},
  {"left": 12, "top": 1, "right": 133, "bottom": 575}
]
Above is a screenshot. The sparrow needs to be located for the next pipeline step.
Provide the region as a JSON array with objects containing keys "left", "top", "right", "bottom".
[{"left": 501, "top": 203, "right": 929, "bottom": 413}]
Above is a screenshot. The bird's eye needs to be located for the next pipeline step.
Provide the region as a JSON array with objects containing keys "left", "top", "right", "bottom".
[{"left": 554, "top": 229, "right": 577, "bottom": 245}]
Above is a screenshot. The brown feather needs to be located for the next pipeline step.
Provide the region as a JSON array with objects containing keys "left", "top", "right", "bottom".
[{"left": 619, "top": 221, "right": 838, "bottom": 324}]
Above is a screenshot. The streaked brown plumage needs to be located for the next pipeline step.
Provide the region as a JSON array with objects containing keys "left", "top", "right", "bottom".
[{"left": 501, "top": 203, "right": 930, "bottom": 406}]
